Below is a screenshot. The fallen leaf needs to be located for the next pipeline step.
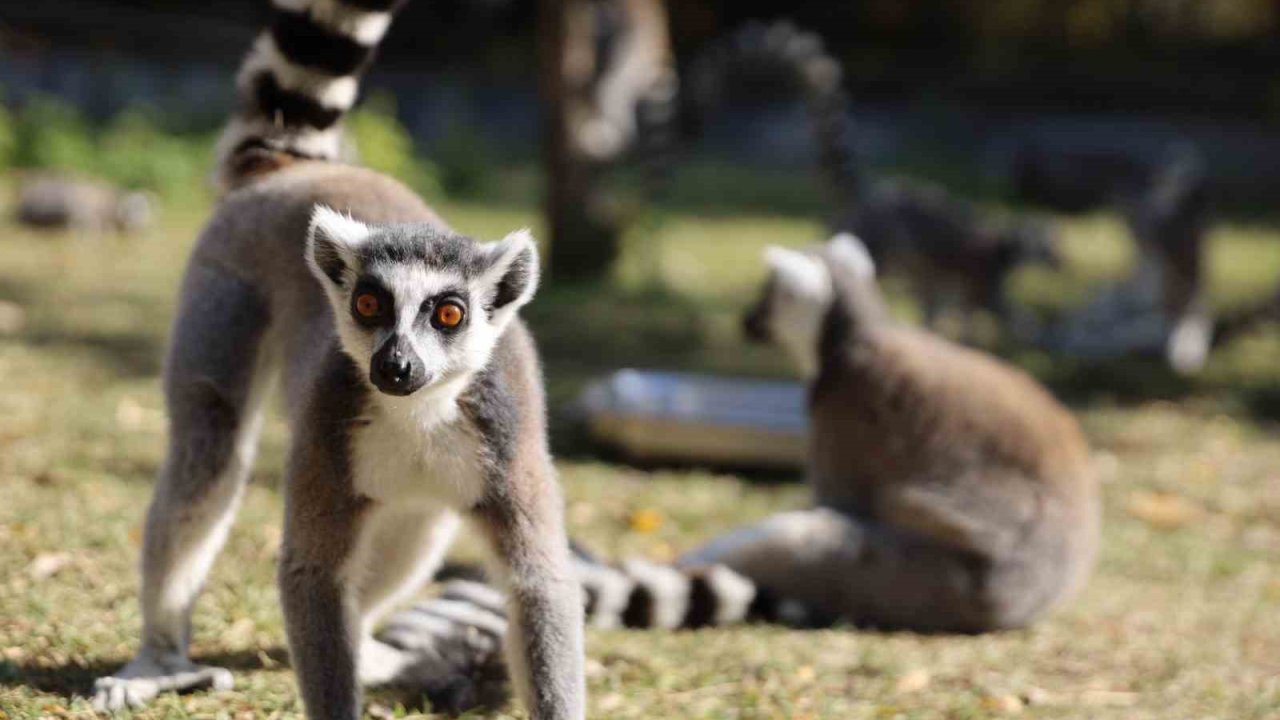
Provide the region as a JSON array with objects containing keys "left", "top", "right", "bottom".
[
  {"left": 895, "top": 668, "right": 930, "bottom": 693},
  {"left": 27, "top": 552, "right": 72, "bottom": 580},
  {"left": 982, "top": 694, "right": 1024, "bottom": 714},
  {"left": 1126, "top": 491, "right": 1202, "bottom": 530},
  {"left": 629, "top": 508, "right": 664, "bottom": 534}
]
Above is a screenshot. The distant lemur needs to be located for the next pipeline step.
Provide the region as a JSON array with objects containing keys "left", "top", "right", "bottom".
[
  {"left": 428, "top": 234, "right": 1099, "bottom": 635},
  {"left": 1040, "top": 146, "right": 1214, "bottom": 373},
  {"left": 15, "top": 172, "right": 153, "bottom": 234},
  {"left": 93, "top": 1, "right": 583, "bottom": 718},
  {"left": 687, "top": 21, "right": 1060, "bottom": 333}
]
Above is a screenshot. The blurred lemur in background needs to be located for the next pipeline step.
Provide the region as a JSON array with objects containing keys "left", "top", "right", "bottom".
[
  {"left": 15, "top": 172, "right": 154, "bottom": 234},
  {"left": 1035, "top": 145, "right": 1214, "bottom": 373},
  {"left": 428, "top": 234, "right": 1099, "bottom": 635},
  {"left": 93, "top": 1, "right": 584, "bottom": 718},
  {"left": 686, "top": 21, "right": 1061, "bottom": 338}
]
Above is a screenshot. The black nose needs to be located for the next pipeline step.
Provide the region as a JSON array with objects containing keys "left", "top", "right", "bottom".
[
  {"left": 370, "top": 336, "right": 427, "bottom": 396},
  {"left": 380, "top": 354, "right": 412, "bottom": 383}
]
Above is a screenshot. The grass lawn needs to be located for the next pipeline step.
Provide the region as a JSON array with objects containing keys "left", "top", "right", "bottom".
[{"left": 2, "top": 182, "right": 1280, "bottom": 719}]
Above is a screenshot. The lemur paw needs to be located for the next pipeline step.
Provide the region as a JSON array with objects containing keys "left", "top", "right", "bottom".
[{"left": 92, "top": 651, "right": 232, "bottom": 711}]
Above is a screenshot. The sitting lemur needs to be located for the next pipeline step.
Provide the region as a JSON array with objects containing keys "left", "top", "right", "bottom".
[{"left": 425, "top": 235, "right": 1100, "bottom": 648}]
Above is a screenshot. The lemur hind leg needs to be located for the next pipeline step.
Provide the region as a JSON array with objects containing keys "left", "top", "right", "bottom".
[
  {"left": 677, "top": 507, "right": 1007, "bottom": 633},
  {"left": 95, "top": 263, "right": 276, "bottom": 710},
  {"left": 349, "top": 507, "right": 475, "bottom": 689}
]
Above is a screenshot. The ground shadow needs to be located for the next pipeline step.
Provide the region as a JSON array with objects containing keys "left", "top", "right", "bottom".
[
  {"left": 2, "top": 645, "right": 508, "bottom": 717},
  {"left": 0, "top": 647, "right": 290, "bottom": 699},
  {"left": 0, "top": 278, "right": 166, "bottom": 379}
]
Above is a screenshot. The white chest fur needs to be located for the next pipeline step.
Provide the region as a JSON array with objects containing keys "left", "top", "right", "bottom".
[{"left": 349, "top": 395, "right": 487, "bottom": 510}]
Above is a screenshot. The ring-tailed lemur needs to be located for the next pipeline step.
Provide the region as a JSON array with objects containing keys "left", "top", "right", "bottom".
[
  {"left": 92, "top": 2, "right": 584, "bottom": 718},
  {"left": 687, "top": 21, "right": 1060, "bottom": 337},
  {"left": 419, "top": 234, "right": 1099, "bottom": 634},
  {"left": 1042, "top": 145, "right": 1214, "bottom": 373}
]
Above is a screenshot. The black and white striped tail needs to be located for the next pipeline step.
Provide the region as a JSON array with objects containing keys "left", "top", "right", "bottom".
[
  {"left": 388, "top": 549, "right": 820, "bottom": 644},
  {"left": 688, "top": 21, "right": 864, "bottom": 212},
  {"left": 215, "top": 0, "right": 407, "bottom": 188}
]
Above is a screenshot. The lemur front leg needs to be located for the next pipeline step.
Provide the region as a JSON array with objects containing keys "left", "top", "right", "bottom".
[
  {"left": 277, "top": 471, "right": 367, "bottom": 720},
  {"left": 472, "top": 478, "right": 585, "bottom": 720}
]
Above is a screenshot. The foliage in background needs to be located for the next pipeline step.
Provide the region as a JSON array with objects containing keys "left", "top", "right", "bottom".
[
  {"left": 8, "top": 96, "right": 96, "bottom": 173},
  {"left": 4, "top": 95, "right": 210, "bottom": 197},
  {"left": 0, "top": 102, "right": 14, "bottom": 171},
  {"left": 432, "top": 113, "right": 494, "bottom": 198},
  {"left": 0, "top": 94, "right": 490, "bottom": 202},
  {"left": 348, "top": 93, "right": 442, "bottom": 199},
  {"left": 96, "top": 109, "right": 209, "bottom": 194}
]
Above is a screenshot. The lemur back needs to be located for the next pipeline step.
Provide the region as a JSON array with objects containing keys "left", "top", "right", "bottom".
[{"left": 94, "top": 2, "right": 584, "bottom": 718}]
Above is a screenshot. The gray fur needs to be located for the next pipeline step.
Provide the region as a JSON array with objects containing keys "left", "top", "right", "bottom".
[
  {"left": 455, "top": 234, "right": 1099, "bottom": 635},
  {"left": 95, "top": 161, "right": 584, "bottom": 719},
  {"left": 94, "top": 3, "right": 583, "bottom": 711},
  {"left": 724, "top": 235, "right": 1100, "bottom": 631}
]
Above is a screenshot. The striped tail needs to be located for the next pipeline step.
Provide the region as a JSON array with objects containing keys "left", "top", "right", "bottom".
[
  {"left": 688, "top": 21, "right": 864, "bottom": 213},
  {"left": 384, "top": 547, "right": 823, "bottom": 649},
  {"left": 215, "top": 0, "right": 407, "bottom": 189}
]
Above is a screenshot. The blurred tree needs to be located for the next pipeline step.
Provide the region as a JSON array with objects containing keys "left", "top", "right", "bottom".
[{"left": 539, "top": 0, "right": 674, "bottom": 281}]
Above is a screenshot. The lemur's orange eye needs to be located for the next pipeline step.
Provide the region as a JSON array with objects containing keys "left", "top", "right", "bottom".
[
  {"left": 355, "top": 293, "right": 380, "bottom": 318},
  {"left": 435, "top": 302, "right": 464, "bottom": 328}
]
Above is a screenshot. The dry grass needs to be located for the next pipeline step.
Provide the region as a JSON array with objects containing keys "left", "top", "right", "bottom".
[{"left": 2, "top": 188, "right": 1280, "bottom": 719}]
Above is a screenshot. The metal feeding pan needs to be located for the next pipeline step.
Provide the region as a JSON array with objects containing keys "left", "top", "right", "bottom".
[{"left": 578, "top": 370, "right": 808, "bottom": 470}]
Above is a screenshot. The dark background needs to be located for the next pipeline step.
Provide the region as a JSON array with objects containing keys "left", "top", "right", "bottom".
[{"left": 5, "top": 0, "right": 1280, "bottom": 207}]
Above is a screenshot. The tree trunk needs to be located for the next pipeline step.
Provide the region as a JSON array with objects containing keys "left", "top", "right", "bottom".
[
  {"left": 540, "top": 0, "right": 674, "bottom": 281},
  {"left": 540, "top": 0, "right": 619, "bottom": 281}
]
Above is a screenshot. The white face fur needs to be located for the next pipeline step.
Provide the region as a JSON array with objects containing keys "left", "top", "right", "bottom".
[
  {"left": 305, "top": 205, "right": 539, "bottom": 405},
  {"left": 747, "top": 233, "right": 876, "bottom": 378}
]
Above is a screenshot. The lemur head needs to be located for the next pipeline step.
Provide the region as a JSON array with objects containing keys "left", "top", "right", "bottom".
[
  {"left": 306, "top": 205, "right": 539, "bottom": 398},
  {"left": 743, "top": 233, "right": 876, "bottom": 377}
]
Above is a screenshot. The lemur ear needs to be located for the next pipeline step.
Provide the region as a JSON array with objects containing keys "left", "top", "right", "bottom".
[
  {"left": 827, "top": 233, "right": 876, "bottom": 280},
  {"left": 764, "top": 245, "right": 831, "bottom": 301},
  {"left": 481, "top": 228, "right": 541, "bottom": 312},
  {"left": 306, "top": 205, "right": 370, "bottom": 286}
]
